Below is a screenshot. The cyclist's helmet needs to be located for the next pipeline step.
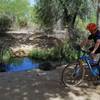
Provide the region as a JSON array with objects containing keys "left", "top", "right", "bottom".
[{"left": 86, "top": 23, "right": 97, "bottom": 33}]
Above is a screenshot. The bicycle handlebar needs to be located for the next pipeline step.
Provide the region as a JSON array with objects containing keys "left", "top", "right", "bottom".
[
  {"left": 80, "top": 49, "right": 90, "bottom": 54},
  {"left": 73, "top": 44, "right": 90, "bottom": 55}
]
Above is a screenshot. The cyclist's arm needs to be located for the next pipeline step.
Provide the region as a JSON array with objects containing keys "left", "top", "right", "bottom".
[{"left": 91, "top": 39, "right": 100, "bottom": 54}]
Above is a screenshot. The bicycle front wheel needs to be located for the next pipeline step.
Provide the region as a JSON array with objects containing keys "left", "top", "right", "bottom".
[{"left": 61, "top": 63, "right": 85, "bottom": 87}]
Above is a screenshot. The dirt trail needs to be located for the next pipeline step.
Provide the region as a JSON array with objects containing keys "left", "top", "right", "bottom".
[
  {"left": 0, "top": 66, "right": 100, "bottom": 100},
  {"left": 0, "top": 30, "right": 63, "bottom": 57}
]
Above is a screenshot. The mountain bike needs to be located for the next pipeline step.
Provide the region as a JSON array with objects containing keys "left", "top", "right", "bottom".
[{"left": 61, "top": 46, "right": 100, "bottom": 87}]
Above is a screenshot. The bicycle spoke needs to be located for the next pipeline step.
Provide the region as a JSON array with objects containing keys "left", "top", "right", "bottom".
[{"left": 61, "top": 63, "right": 85, "bottom": 87}]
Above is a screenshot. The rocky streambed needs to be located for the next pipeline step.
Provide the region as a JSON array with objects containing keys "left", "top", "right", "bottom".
[{"left": 0, "top": 30, "right": 63, "bottom": 57}]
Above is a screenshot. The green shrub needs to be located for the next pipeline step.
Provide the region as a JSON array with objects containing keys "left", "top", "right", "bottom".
[
  {"left": 0, "top": 14, "right": 12, "bottom": 32},
  {"left": 61, "top": 40, "right": 78, "bottom": 62},
  {"left": 29, "top": 41, "right": 79, "bottom": 63},
  {"left": 29, "top": 37, "right": 84, "bottom": 63},
  {"left": 29, "top": 47, "right": 62, "bottom": 61},
  {"left": 0, "top": 48, "right": 13, "bottom": 63},
  {"left": 29, "top": 49, "right": 49, "bottom": 60}
]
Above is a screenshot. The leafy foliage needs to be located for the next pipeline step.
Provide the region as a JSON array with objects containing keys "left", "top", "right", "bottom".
[
  {"left": 35, "top": 0, "right": 95, "bottom": 28},
  {"left": 62, "top": 40, "right": 78, "bottom": 62},
  {"left": 28, "top": 40, "right": 80, "bottom": 63},
  {"left": 29, "top": 47, "right": 62, "bottom": 61},
  {"left": 0, "top": 0, "right": 30, "bottom": 28},
  {"left": 0, "top": 13, "right": 13, "bottom": 32}
]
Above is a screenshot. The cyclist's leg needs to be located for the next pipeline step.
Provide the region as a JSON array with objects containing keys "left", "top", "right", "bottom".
[
  {"left": 89, "top": 46, "right": 100, "bottom": 62},
  {"left": 95, "top": 47, "right": 100, "bottom": 64},
  {"left": 95, "top": 48, "right": 100, "bottom": 75}
]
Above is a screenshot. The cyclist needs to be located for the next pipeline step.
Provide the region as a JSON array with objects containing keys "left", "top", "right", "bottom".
[{"left": 80, "top": 23, "right": 100, "bottom": 64}]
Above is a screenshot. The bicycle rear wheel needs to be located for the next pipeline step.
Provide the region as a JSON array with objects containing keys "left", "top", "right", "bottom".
[{"left": 61, "top": 63, "right": 85, "bottom": 87}]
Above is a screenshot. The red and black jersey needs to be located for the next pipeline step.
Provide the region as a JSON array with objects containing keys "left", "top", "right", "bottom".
[
  {"left": 88, "top": 30, "right": 100, "bottom": 53},
  {"left": 88, "top": 30, "right": 100, "bottom": 43}
]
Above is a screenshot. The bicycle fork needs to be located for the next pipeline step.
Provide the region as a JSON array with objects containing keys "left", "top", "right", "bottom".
[{"left": 85, "top": 58, "right": 99, "bottom": 77}]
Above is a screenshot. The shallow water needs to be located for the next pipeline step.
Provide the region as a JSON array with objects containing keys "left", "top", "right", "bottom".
[{"left": 0, "top": 57, "right": 39, "bottom": 72}]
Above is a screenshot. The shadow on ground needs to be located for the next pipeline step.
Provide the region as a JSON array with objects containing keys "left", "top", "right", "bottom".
[
  {"left": 0, "top": 67, "right": 100, "bottom": 100},
  {"left": 0, "top": 67, "right": 69, "bottom": 100}
]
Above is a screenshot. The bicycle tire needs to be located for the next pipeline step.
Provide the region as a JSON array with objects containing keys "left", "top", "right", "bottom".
[{"left": 61, "top": 63, "right": 85, "bottom": 87}]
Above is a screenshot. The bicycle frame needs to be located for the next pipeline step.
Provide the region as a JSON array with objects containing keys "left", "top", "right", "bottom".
[{"left": 79, "top": 54, "right": 100, "bottom": 77}]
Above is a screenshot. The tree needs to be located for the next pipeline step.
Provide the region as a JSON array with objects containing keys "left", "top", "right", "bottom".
[
  {"left": 97, "top": 0, "right": 100, "bottom": 29},
  {"left": 0, "top": 0, "right": 30, "bottom": 27},
  {"left": 35, "top": 0, "right": 95, "bottom": 29}
]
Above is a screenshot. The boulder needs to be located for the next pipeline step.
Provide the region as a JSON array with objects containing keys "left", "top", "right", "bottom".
[{"left": 39, "top": 61, "right": 56, "bottom": 71}]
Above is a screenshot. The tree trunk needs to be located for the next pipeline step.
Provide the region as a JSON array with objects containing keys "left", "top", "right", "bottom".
[
  {"left": 70, "top": 12, "right": 77, "bottom": 28},
  {"left": 97, "top": 0, "right": 100, "bottom": 30}
]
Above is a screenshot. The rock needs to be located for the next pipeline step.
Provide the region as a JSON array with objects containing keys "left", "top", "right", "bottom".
[
  {"left": 29, "top": 37, "right": 34, "bottom": 40},
  {"left": 0, "top": 63, "right": 6, "bottom": 72},
  {"left": 13, "top": 49, "right": 26, "bottom": 57},
  {"left": 11, "top": 45, "right": 34, "bottom": 57},
  {"left": 39, "top": 61, "right": 56, "bottom": 71}
]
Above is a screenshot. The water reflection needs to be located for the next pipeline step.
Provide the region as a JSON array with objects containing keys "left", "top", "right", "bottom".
[{"left": 0, "top": 57, "right": 39, "bottom": 72}]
